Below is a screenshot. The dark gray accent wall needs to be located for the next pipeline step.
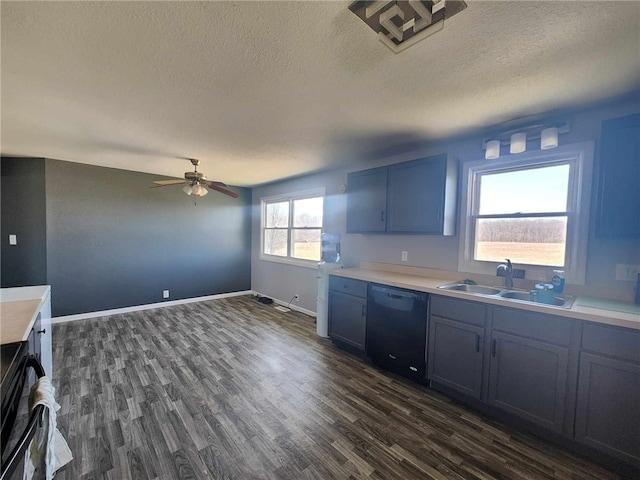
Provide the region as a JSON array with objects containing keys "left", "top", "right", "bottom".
[
  {"left": 45, "top": 159, "right": 251, "bottom": 316},
  {"left": 1, "top": 157, "right": 47, "bottom": 287}
]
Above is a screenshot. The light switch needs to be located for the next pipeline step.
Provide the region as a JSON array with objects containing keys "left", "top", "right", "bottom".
[
  {"left": 9, "top": 235, "right": 17, "bottom": 245},
  {"left": 401, "top": 251, "right": 408, "bottom": 262}
]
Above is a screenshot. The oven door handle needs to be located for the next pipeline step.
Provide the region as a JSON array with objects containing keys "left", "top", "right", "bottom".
[{"left": 1, "top": 355, "right": 46, "bottom": 480}]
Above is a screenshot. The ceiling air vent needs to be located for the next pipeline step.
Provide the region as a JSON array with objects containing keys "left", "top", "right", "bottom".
[{"left": 349, "top": 1, "right": 467, "bottom": 53}]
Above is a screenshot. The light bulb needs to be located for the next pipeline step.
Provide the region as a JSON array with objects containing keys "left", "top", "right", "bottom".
[
  {"left": 510, "top": 133, "right": 526, "bottom": 154},
  {"left": 485, "top": 140, "right": 500, "bottom": 160},
  {"left": 541, "top": 127, "right": 558, "bottom": 149}
]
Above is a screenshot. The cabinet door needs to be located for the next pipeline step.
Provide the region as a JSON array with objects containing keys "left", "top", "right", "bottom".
[
  {"left": 596, "top": 113, "right": 640, "bottom": 237},
  {"left": 328, "top": 291, "right": 366, "bottom": 350},
  {"left": 575, "top": 352, "right": 640, "bottom": 465},
  {"left": 346, "top": 167, "right": 387, "bottom": 233},
  {"left": 387, "top": 155, "right": 447, "bottom": 233},
  {"left": 488, "top": 331, "right": 568, "bottom": 433},
  {"left": 427, "top": 316, "right": 484, "bottom": 399}
]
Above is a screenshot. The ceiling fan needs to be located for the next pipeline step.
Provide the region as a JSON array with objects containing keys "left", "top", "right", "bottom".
[{"left": 151, "top": 159, "right": 239, "bottom": 199}]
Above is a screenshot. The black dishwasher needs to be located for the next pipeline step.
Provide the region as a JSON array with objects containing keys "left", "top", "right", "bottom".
[{"left": 366, "top": 284, "right": 428, "bottom": 382}]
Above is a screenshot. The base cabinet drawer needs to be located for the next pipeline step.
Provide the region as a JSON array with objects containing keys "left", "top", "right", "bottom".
[
  {"left": 575, "top": 352, "right": 640, "bottom": 466},
  {"left": 427, "top": 316, "right": 484, "bottom": 399},
  {"left": 328, "top": 291, "right": 366, "bottom": 351}
]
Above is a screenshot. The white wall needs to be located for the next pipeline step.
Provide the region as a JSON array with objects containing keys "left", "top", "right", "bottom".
[{"left": 252, "top": 95, "right": 640, "bottom": 312}]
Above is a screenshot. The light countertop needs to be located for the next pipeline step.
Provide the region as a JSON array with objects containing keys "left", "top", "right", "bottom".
[
  {"left": 330, "top": 267, "right": 640, "bottom": 331},
  {"left": 0, "top": 286, "right": 51, "bottom": 344}
]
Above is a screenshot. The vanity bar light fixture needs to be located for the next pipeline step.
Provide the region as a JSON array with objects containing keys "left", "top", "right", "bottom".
[
  {"left": 349, "top": 1, "right": 468, "bottom": 53},
  {"left": 483, "top": 120, "right": 570, "bottom": 160}
]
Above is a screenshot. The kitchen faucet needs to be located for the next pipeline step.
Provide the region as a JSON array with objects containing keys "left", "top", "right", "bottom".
[{"left": 497, "top": 259, "right": 514, "bottom": 288}]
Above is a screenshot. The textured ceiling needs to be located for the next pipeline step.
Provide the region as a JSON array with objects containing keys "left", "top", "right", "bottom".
[{"left": 2, "top": 1, "right": 639, "bottom": 187}]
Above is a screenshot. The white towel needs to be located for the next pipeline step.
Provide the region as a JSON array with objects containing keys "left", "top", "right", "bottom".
[{"left": 23, "top": 377, "right": 72, "bottom": 480}]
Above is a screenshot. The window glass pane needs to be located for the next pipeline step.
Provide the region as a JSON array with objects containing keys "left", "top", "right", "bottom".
[
  {"left": 263, "top": 229, "right": 288, "bottom": 256},
  {"left": 291, "top": 228, "right": 321, "bottom": 261},
  {"left": 474, "top": 216, "right": 567, "bottom": 266},
  {"left": 265, "top": 202, "right": 289, "bottom": 228},
  {"left": 478, "top": 164, "right": 570, "bottom": 215},
  {"left": 293, "top": 197, "right": 323, "bottom": 228}
]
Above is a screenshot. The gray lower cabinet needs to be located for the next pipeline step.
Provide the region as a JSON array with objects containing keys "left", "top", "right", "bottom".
[
  {"left": 575, "top": 322, "right": 640, "bottom": 465},
  {"left": 328, "top": 277, "right": 367, "bottom": 351},
  {"left": 427, "top": 296, "right": 486, "bottom": 399},
  {"left": 487, "top": 331, "right": 569, "bottom": 433},
  {"left": 428, "top": 316, "right": 484, "bottom": 398},
  {"left": 575, "top": 353, "right": 640, "bottom": 465}
]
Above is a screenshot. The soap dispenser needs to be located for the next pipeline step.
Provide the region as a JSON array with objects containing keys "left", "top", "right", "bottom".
[{"left": 552, "top": 270, "right": 565, "bottom": 294}]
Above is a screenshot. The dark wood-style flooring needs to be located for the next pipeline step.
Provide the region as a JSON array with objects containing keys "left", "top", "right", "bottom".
[{"left": 45, "top": 295, "right": 622, "bottom": 479}]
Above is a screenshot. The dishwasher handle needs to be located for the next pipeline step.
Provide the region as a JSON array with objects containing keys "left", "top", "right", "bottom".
[{"left": 370, "top": 284, "right": 427, "bottom": 302}]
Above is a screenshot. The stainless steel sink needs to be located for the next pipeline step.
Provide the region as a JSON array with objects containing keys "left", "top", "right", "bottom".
[
  {"left": 437, "top": 282, "right": 575, "bottom": 309},
  {"left": 500, "top": 290, "right": 575, "bottom": 308},
  {"left": 438, "top": 283, "right": 502, "bottom": 295},
  {"left": 499, "top": 291, "right": 532, "bottom": 301}
]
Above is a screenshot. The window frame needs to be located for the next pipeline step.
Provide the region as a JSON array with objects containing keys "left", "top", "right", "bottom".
[
  {"left": 260, "top": 188, "right": 325, "bottom": 268},
  {"left": 458, "top": 142, "right": 594, "bottom": 285}
]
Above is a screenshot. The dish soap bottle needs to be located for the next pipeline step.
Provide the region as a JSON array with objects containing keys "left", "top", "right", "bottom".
[{"left": 552, "top": 270, "right": 565, "bottom": 294}]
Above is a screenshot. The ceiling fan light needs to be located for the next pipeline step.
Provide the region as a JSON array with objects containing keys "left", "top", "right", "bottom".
[
  {"left": 183, "top": 185, "right": 193, "bottom": 195},
  {"left": 192, "top": 183, "right": 202, "bottom": 196},
  {"left": 199, "top": 186, "right": 208, "bottom": 197}
]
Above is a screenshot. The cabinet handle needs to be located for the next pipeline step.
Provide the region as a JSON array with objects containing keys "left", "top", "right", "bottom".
[
  {"left": 37, "top": 329, "right": 46, "bottom": 335},
  {"left": 388, "top": 354, "right": 396, "bottom": 360},
  {"left": 361, "top": 305, "right": 366, "bottom": 316},
  {"left": 476, "top": 335, "right": 481, "bottom": 353},
  {"left": 381, "top": 210, "right": 385, "bottom": 223},
  {"left": 491, "top": 339, "right": 497, "bottom": 357}
]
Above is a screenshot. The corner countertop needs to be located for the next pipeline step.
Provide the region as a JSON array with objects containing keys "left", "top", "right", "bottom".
[
  {"left": 330, "top": 268, "right": 640, "bottom": 331},
  {"left": 0, "top": 286, "right": 51, "bottom": 344}
]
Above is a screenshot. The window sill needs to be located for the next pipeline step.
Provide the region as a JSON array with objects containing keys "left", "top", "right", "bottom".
[{"left": 259, "top": 254, "right": 320, "bottom": 269}]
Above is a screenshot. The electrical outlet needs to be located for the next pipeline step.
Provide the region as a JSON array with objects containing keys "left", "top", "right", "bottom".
[
  {"left": 615, "top": 264, "right": 640, "bottom": 281},
  {"left": 401, "top": 251, "right": 408, "bottom": 262},
  {"left": 163, "top": 290, "right": 170, "bottom": 299},
  {"left": 8, "top": 235, "right": 17, "bottom": 245}
]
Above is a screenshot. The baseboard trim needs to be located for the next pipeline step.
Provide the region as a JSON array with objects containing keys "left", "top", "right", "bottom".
[
  {"left": 51, "top": 290, "right": 254, "bottom": 324},
  {"left": 252, "top": 291, "right": 317, "bottom": 317}
]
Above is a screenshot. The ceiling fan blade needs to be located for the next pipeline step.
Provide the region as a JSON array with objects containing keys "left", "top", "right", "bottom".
[
  {"left": 207, "top": 180, "right": 228, "bottom": 188},
  {"left": 207, "top": 183, "right": 239, "bottom": 198},
  {"left": 153, "top": 179, "right": 185, "bottom": 186}
]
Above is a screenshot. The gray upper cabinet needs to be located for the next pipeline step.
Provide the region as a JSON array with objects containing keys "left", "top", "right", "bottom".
[
  {"left": 346, "top": 167, "right": 387, "bottom": 233},
  {"left": 595, "top": 113, "right": 640, "bottom": 237},
  {"left": 346, "top": 154, "right": 457, "bottom": 235}
]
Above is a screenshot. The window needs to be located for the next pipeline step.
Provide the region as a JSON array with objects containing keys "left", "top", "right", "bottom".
[
  {"left": 458, "top": 142, "right": 594, "bottom": 284},
  {"left": 261, "top": 189, "right": 324, "bottom": 266}
]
